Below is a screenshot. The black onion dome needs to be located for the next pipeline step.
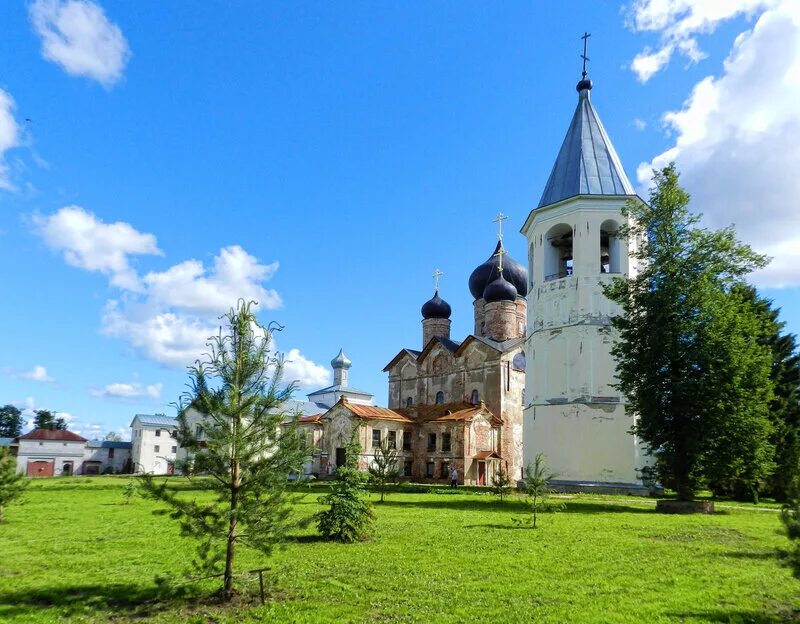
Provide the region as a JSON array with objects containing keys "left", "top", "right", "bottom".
[
  {"left": 421, "top": 290, "right": 452, "bottom": 320},
  {"left": 468, "top": 241, "right": 528, "bottom": 299},
  {"left": 483, "top": 272, "right": 518, "bottom": 303}
]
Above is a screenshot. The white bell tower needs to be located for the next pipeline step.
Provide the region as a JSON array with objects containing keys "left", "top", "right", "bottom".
[{"left": 520, "top": 52, "right": 648, "bottom": 489}]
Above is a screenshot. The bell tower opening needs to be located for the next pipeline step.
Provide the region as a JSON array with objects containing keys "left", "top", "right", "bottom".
[
  {"left": 545, "top": 223, "right": 573, "bottom": 281},
  {"left": 600, "top": 219, "right": 622, "bottom": 274}
]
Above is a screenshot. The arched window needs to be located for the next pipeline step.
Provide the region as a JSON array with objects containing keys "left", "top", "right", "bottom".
[
  {"left": 435, "top": 391, "right": 445, "bottom": 404},
  {"left": 512, "top": 351, "right": 526, "bottom": 371},
  {"left": 406, "top": 397, "right": 413, "bottom": 408},
  {"left": 470, "top": 389, "right": 479, "bottom": 405},
  {"left": 600, "top": 219, "right": 622, "bottom": 274},
  {"left": 545, "top": 223, "right": 574, "bottom": 281}
]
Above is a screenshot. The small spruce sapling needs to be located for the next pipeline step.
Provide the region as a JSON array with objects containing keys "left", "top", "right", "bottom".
[
  {"left": 122, "top": 476, "right": 137, "bottom": 504},
  {"left": 491, "top": 466, "right": 513, "bottom": 503},
  {"left": 517, "top": 453, "right": 563, "bottom": 529},
  {"left": 0, "top": 446, "right": 27, "bottom": 523},
  {"left": 317, "top": 433, "right": 375, "bottom": 542},
  {"left": 368, "top": 437, "right": 401, "bottom": 503}
]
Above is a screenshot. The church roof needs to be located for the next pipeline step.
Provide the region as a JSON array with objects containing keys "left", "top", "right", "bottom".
[
  {"left": 306, "top": 384, "right": 374, "bottom": 398},
  {"left": 537, "top": 82, "right": 634, "bottom": 209},
  {"left": 384, "top": 335, "right": 523, "bottom": 372},
  {"left": 324, "top": 398, "right": 414, "bottom": 423},
  {"left": 397, "top": 401, "right": 501, "bottom": 425},
  {"left": 281, "top": 399, "right": 328, "bottom": 418}
]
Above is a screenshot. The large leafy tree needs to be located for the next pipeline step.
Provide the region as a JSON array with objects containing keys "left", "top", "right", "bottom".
[
  {"left": 33, "top": 409, "right": 67, "bottom": 431},
  {"left": 604, "top": 164, "right": 774, "bottom": 501},
  {"left": 0, "top": 446, "right": 27, "bottom": 523},
  {"left": 0, "top": 405, "right": 23, "bottom": 438},
  {"left": 141, "top": 300, "right": 307, "bottom": 601}
]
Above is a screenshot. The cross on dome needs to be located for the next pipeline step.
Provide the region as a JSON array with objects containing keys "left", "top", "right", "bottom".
[
  {"left": 493, "top": 211, "right": 509, "bottom": 242},
  {"left": 433, "top": 268, "right": 443, "bottom": 292}
]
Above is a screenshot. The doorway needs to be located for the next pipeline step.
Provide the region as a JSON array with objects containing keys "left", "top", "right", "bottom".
[
  {"left": 477, "top": 461, "right": 486, "bottom": 486},
  {"left": 62, "top": 462, "right": 73, "bottom": 476},
  {"left": 335, "top": 447, "right": 346, "bottom": 469}
]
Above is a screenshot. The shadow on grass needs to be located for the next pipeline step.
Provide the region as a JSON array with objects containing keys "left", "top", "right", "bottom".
[
  {"left": 377, "top": 497, "right": 654, "bottom": 515},
  {"left": 667, "top": 609, "right": 800, "bottom": 623},
  {"left": 0, "top": 582, "right": 202, "bottom": 619}
]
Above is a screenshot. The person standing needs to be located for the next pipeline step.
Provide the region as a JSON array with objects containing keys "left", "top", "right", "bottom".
[{"left": 450, "top": 465, "right": 458, "bottom": 488}]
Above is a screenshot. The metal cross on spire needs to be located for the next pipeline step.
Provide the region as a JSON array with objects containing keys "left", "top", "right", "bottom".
[
  {"left": 433, "top": 268, "right": 443, "bottom": 292},
  {"left": 581, "top": 32, "right": 591, "bottom": 79},
  {"left": 493, "top": 211, "right": 509, "bottom": 242},
  {"left": 494, "top": 246, "right": 506, "bottom": 274}
]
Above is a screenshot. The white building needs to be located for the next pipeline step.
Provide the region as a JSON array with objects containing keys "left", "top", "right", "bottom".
[
  {"left": 305, "top": 349, "right": 375, "bottom": 409},
  {"left": 130, "top": 414, "right": 179, "bottom": 474},
  {"left": 83, "top": 440, "right": 132, "bottom": 475},
  {"left": 520, "top": 73, "right": 648, "bottom": 491},
  {"left": 6, "top": 429, "right": 132, "bottom": 476},
  {"left": 14, "top": 429, "right": 88, "bottom": 476}
]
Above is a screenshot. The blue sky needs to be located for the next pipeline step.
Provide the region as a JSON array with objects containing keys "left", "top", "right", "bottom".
[{"left": 1, "top": 1, "right": 799, "bottom": 439}]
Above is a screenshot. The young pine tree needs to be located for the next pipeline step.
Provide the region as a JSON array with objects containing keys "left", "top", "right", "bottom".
[
  {"left": 0, "top": 446, "right": 27, "bottom": 523},
  {"left": 317, "top": 433, "right": 375, "bottom": 542},
  {"left": 491, "top": 466, "right": 513, "bottom": 503},
  {"left": 368, "top": 437, "right": 400, "bottom": 503},
  {"left": 140, "top": 300, "right": 307, "bottom": 601},
  {"left": 519, "top": 453, "right": 563, "bottom": 529},
  {"left": 604, "top": 164, "right": 773, "bottom": 501},
  {"left": 122, "top": 475, "right": 137, "bottom": 505}
]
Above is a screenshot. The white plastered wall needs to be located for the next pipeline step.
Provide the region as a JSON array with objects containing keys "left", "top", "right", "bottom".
[{"left": 521, "top": 195, "right": 647, "bottom": 484}]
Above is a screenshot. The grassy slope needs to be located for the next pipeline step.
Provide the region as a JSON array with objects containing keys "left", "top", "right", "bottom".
[{"left": 0, "top": 477, "right": 797, "bottom": 623}]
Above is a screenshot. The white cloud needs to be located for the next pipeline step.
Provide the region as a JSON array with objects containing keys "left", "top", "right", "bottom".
[
  {"left": 4, "top": 365, "right": 55, "bottom": 383},
  {"left": 21, "top": 365, "right": 54, "bottom": 382},
  {"left": 90, "top": 381, "right": 162, "bottom": 399},
  {"left": 143, "top": 245, "right": 282, "bottom": 314},
  {"left": 29, "top": 0, "right": 131, "bottom": 88},
  {"left": 35, "top": 206, "right": 326, "bottom": 382},
  {"left": 34, "top": 206, "right": 162, "bottom": 291},
  {"left": 633, "top": 117, "right": 647, "bottom": 131},
  {"left": 631, "top": 45, "right": 675, "bottom": 82},
  {"left": 282, "top": 349, "right": 331, "bottom": 389},
  {"left": 0, "top": 89, "right": 21, "bottom": 190},
  {"left": 626, "top": 0, "right": 774, "bottom": 81},
  {"left": 101, "top": 300, "right": 216, "bottom": 368},
  {"left": 635, "top": 0, "right": 800, "bottom": 287}
]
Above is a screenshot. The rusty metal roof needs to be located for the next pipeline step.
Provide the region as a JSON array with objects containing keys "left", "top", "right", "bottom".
[
  {"left": 335, "top": 401, "right": 415, "bottom": 423},
  {"left": 297, "top": 415, "right": 322, "bottom": 425},
  {"left": 473, "top": 450, "right": 501, "bottom": 460},
  {"left": 397, "top": 401, "right": 501, "bottom": 425},
  {"left": 18, "top": 428, "right": 87, "bottom": 442}
]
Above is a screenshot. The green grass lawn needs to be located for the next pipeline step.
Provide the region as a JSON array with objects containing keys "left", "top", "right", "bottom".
[{"left": 0, "top": 477, "right": 797, "bottom": 623}]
